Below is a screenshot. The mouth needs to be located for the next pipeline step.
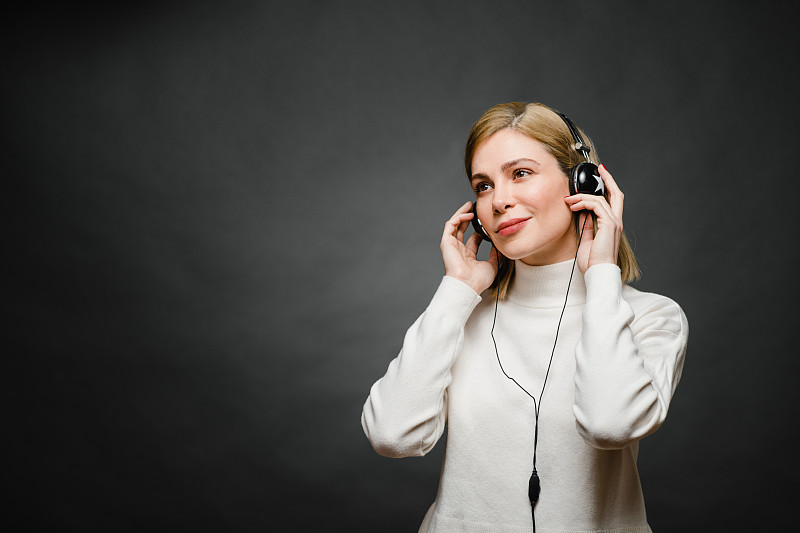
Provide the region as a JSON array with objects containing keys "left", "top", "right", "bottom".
[{"left": 496, "top": 217, "right": 531, "bottom": 236}]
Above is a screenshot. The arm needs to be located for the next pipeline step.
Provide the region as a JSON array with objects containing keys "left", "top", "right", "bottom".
[
  {"left": 573, "top": 264, "right": 688, "bottom": 449},
  {"left": 361, "top": 276, "right": 481, "bottom": 458},
  {"left": 362, "top": 202, "right": 495, "bottom": 458},
  {"left": 565, "top": 165, "right": 688, "bottom": 449}
]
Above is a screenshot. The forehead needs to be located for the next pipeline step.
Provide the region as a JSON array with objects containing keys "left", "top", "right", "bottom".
[{"left": 471, "top": 128, "right": 555, "bottom": 173}]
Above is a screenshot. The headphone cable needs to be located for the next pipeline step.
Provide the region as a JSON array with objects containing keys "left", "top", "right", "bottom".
[{"left": 490, "top": 214, "right": 590, "bottom": 518}]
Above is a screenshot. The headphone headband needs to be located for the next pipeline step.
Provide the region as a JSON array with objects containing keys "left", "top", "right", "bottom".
[{"left": 555, "top": 112, "right": 593, "bottom": 164}]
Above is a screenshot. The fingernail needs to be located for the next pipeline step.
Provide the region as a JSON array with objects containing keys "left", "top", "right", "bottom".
[{"left": 601, "top": 163, "right": 608, "bottom": 171}]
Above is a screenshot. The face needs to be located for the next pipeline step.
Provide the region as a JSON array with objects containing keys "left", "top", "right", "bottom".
[{"left": 470, "top": 128, "right": 575, "bottom": 266}]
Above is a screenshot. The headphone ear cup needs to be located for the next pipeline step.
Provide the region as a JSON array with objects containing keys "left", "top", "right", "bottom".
[
  {"left": 471, "top": 203, "right": 491, "bottom": 241},
  {"left": 570, "top": 162, "right": 604, "bottom": 196},
  {"left": 569, "top": 166, "right": 579, "bottom": 196}
]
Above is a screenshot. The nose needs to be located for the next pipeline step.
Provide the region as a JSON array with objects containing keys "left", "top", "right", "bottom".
[{"left": 491, "top": 181, "right": 515, "bottom": 213}]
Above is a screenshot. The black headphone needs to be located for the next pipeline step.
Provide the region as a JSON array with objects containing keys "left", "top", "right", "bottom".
[
  {"left": 557, "top": 112, "right": 605, "bottom": 198},
  {"left": 471, "top": 111, "right": 605, "bottom": 241}
]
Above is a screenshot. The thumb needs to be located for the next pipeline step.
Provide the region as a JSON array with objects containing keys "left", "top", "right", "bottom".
[
  {"left": 465, "top": 232, "right": 482, "bottom": 256},
  {"left": 488, "top": 245, "right": 500, "bottom": 273},
  {"left": 578, "top": 212, "right": 594, "bottom": 241}
]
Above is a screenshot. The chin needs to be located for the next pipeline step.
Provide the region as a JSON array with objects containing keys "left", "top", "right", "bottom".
[
  {"left": 495, "top": 230, "right": 576, "bottom": 265},
  {"left": 495, "top": 242, "right": 540, "bottom": 262}
]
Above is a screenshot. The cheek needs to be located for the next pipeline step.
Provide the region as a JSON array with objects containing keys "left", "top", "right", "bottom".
[
  {"left": 541, "top": 181, "right": 571, "bottom": 215},
  {"left": 533, "top": 187, "right": 574, "bottom": 232},
  {"left": 520, "top": 187, "right": 565, "bottom": 215},
  {"left": 546, "top": 178, "right": 570, "bottom": 201},
  {"left": 544, "top": 199, "right": 574, "bottom": 228},
  {"left": 475, "top": 202, "right": 492, "bottom": 223}
]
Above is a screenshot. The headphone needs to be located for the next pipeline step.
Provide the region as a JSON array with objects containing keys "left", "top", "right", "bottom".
[{"left": 470, "top": 111, "right": 605, "bottom": 241}]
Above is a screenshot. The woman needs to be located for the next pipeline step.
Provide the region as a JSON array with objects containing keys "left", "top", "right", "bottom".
[{"left": 361, "top": 102, "right": 688, "bottom": 533}]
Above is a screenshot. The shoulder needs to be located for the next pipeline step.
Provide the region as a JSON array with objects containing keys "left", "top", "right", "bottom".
[{"left": 621, "top": 284, "right": 688, "bottom": 339}]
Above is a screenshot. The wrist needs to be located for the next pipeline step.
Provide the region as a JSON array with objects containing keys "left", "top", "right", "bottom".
[
  {"left": 432, "top": 276, "right": 484, "bottom": 319},
  {"left": 447, "top": 275, "right": 484, "bottom": 295},
  {"left": 587, "top": 258, "right": 617, "bottom": 270},
  {"left": 584, "top": 263, "right": 623, "bottom": 302}
]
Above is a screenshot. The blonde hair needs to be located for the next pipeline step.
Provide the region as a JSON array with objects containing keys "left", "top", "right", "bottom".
[{"left": 465, "top": 102, "right": 640, "bottom": 298}]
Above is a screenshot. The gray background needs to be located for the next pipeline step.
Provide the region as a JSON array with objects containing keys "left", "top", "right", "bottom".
[{"left": 6, "top": 1, "right": 797, "bottom": 530}]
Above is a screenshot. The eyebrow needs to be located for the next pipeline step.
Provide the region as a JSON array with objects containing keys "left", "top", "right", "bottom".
[
  {"left": 501, "top": 158, "right": 540, "bottom": 172},
  {"left": 471, "top": 158, "right": 541, "bottom": 181}
]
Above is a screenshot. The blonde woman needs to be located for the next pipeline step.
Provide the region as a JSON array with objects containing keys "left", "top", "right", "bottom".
[{"left": 362, "top": 102, "right": 688, "bottom": 533}]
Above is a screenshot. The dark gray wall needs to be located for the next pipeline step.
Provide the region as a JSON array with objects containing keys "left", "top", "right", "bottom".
[{"left": 6, "top": 1, "right": 797, "bottom": 530}]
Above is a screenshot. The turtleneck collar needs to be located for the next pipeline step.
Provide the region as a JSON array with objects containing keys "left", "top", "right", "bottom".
[{"left": 506, "top": 258, "right": 586, "bottom": 309}]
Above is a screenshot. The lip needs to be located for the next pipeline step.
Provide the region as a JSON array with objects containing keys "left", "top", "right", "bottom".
[{"left": 496, "top": 217, "right": 531, "bottom": 236}]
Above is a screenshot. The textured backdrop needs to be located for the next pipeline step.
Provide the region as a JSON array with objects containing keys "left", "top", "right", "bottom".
[{"left": 6, "top": 1, "right": 797, "bottom": 530}]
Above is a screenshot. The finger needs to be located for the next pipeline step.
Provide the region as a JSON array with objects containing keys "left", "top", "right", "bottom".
[
  {"left": 453, "top": 200, "right": 473, "bottom": 217},
  {"left": 448, "top": 210, "right": 474, "bottom": 225},
  {"left": 488, "top": 244, "right": 500, "bottom": 271},
  {"left": 577, "top": 211, "right": 594, "bottom": 240},
  {"left": 598, "top": 164, "right": 623, "bottom": 220},
  {"left": 565, "top": 194, "right": 612, "bottom": 218},
  {"left": 445, "top": 211, "right": 475, "bottom": 235},
  {"left": 465, "top": 232, "right": 482, "bottom": 256},
  {"left": 569, "top": 199, "right": 621, "bottom": 236},
  {"left": 456, "top": 217, "right": 471, "bottom": 242}
]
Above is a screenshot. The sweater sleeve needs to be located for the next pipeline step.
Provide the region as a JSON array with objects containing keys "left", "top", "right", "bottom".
[
  {"left": 361, "top": 276, "right": 482, "bottom": 458},
  {"left": 573, "top": 263, "right": 689, "bottom": 450}
]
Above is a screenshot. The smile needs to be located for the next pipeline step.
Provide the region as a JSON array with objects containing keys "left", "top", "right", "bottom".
[{"left": 496, "top": 217, "right": 531, "bottom": 236}]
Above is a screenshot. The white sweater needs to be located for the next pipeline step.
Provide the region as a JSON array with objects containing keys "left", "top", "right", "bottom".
[{"left": 362, "top": 260, "right": 688, "bottom": 533}]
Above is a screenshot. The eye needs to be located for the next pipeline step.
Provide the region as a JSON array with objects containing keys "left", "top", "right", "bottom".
[
  {"left": 473, "top": 181, "right": 493, "bottom": 194},
  {"left": 513, "top": 168, "right": 532, "bottom": 179}
]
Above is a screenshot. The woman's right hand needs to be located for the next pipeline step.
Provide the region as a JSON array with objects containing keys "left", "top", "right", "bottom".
[{"left": 440, "top": 201, "right": 499, "bottom": 295}]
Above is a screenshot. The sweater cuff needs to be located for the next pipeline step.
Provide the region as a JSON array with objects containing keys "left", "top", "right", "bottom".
[
  {"left": 584, "top": 263, "right": 623, "bottom": 303},
  {"left": 426, "top": 276, "right": 482, "bottom": 324}
]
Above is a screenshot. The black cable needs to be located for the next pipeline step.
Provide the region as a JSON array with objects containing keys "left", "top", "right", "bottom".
[{"left": 490, "top": 214, "right": 590, "bottom": 525}]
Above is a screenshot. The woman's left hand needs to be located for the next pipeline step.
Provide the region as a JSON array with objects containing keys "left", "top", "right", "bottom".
[{"left": 563, "top": 164, "right": 623, "bottom": 274}]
